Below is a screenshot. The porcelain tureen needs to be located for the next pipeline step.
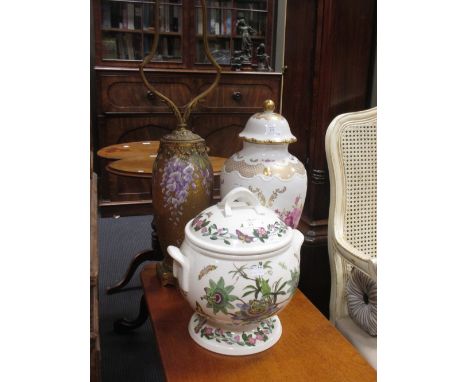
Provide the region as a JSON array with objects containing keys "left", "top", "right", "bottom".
[{"left": 167, "top": 187, "right": 304, "bottom": 355}]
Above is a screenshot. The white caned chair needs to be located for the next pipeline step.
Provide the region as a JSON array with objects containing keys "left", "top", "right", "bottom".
[{"left": 325, "top": 107, "right": 377, "bottom": 369}]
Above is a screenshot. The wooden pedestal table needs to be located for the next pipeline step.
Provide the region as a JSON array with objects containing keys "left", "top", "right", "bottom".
[
  {"left": 118, "top": 264, "right": 376, "bottom": 381},
  {"left": 97, "top": 141, "right": 161, "bottom": 161},
  {"left": 97, "top": 141, "right": 226, "bottom": 295}
]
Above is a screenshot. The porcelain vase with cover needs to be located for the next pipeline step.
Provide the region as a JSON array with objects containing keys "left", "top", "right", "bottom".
[
  {"left": 220, "top": 100, "right": 307, "bottom": 228},
  {"left": 167, "top": 187, "right": 304, "bottom": 355}
]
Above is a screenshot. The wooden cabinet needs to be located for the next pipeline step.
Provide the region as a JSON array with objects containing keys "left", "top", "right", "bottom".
[
  {"left": 94, "top": 69, "right": 281, "bottom": 209},
  {"left": 92, "top": 0, "right": 282, "bottom": 212},
  {"left": 281, "top": 0, "right": 376, "bottom": 317}
]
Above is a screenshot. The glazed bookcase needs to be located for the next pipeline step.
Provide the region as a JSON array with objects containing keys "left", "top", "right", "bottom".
[{"left": 95, "top": 0, "right": 276, "bottom": 69}]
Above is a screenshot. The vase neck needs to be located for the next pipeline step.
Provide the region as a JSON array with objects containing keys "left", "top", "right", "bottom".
[{"left": 242, "top": 142, "right": 289, "bottom": 155}]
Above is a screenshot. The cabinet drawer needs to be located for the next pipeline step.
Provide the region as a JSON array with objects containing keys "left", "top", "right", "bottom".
[
  {"left": 99, "top": 73, "right": 195, "bottom": 113},
  {"left": 197, "top": 81, "right": 280, "bottom": 112},
  {"left": 97, "top": 71, "right": 281, "bottom": 114}
]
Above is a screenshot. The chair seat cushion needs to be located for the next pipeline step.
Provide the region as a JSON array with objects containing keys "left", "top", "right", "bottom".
[{"left": 347, "top": 267, "right": 377, "bottom": 336}]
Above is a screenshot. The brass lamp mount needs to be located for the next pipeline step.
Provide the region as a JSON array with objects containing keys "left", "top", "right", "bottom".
[{"left": 139, "top": 0, "right": 222, "bottom": 129}]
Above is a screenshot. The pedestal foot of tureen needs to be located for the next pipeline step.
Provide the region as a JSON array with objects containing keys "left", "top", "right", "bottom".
[{"left": 188, "top": 313, "right": 282, "bottom": 356}]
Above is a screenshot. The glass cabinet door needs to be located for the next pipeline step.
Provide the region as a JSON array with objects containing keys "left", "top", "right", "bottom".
[
  {"left": 195, "top": 0, "right": 269, "bottom": 67},
  {"left": 97, "top": 0, "right": 275, "bottom": 69},
  {"left": 233, "top": 0, "right": 267, "bottom": 63},
  {"left": 195, "top": 1, "right": 232, "bottom": 64},
  {"left": 100, "top": 0, "right": 183, "bottom": 62}
]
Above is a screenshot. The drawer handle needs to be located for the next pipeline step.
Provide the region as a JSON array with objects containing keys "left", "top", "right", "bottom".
[
  {"left": 147, "top": 91, "right": 156, "bottom": 100},
  {"left": 232, "top": 91, "right": 242, "bottom": 102}
]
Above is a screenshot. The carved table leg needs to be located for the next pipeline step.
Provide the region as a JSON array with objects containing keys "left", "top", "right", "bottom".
[
  {"left": 106, "top": 249, "right": 156, "bottom": 294},
  {"left": 151, "top": 216, "right": 164, "bottom": 261},
  {"left": 113, "top": 295, "right": 148, "bottom": 333},
  {"left": 107, "top": 217, "right": 163, "bottom": 295}
]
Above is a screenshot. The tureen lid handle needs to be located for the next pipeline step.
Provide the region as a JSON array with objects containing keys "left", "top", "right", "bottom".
[{"left": 219, "top": 187, "right": 264, "bottom": 217}]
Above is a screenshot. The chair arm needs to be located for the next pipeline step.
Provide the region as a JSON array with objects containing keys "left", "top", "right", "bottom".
[{"left": 333, "top": 236, "right": 377, "bottom": 281}]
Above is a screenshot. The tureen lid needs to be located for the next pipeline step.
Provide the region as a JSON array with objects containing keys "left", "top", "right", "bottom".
[
  {"left": 186, "top": 187, "right": 292, "bottom": 255},
  {"left": 238, "top": 100, "right": 297, "bottom": 144}
]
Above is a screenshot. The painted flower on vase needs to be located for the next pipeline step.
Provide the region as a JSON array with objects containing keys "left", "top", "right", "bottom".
[
  {"left": 192, "top": 212, "right": 238, "bottom": 245},
  {"left": 191, "top": 212, "right": 287, "bottom": 246},
  {"left": 201, "top": 277, "right": 237, "bottom": 315},
  {"left": 192, "top": 211, "right": 213, "bottom": 231},
  {"left": 160, "top": 157, "right": 212, "bottom": 224},
  {"left": 200, "top": 167, "right": 212, "bottom": 197},
  {"left": 284, "top": 208, "right": 302, "bottom": 228},
  {"left": 194, "top": 314, "right": 276, "bottom": 347},
  {"left": 275, "top": 195, "right": 304, "bottom": 228},
  {"left": 266, "top": 221, "right": 287, "bottom": 237},
  {"left": 253, "top": 227, "right": 269, "bottom": 242},
  {"left": 202, "top": 326, "right": 213, "bottom": 336},
  {"left": 207, "top": 227, "right": 235, "bottom": 244},
  {"left": 161, "top": 158, "right": 197, "bottom": 223},
  {"left": 199, "top": 262, "right": 299, "bottom": 333}
]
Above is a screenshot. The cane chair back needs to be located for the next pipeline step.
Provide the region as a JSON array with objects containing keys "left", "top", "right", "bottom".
[{"left": 325, "top": 107, "right": 377, "bottom": 369}]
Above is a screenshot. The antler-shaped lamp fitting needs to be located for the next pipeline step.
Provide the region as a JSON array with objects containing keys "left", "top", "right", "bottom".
[{"left": 139, "top": 0, "right": 222, "bottom": 129}]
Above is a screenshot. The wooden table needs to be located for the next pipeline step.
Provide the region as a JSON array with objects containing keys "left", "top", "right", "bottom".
[
  {"left": 97, "top": 141, "right": 226, "bottom": 294},
  {"left": 97, "top": 140, "right": 161, "bottom": 160},
  {"left": 98, "top": 140, "right": 226, "bottom": 179},
  {"left": 139, "top": 263, "right": 376, "bottom": 382}
]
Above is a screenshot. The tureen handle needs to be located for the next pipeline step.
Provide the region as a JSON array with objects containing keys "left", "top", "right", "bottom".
[
  {"left": 219, "top": 187, "right": 264, "bottom": 217},
  {"left": 167, "top": 246, "right": 190, "bottom": 293}
]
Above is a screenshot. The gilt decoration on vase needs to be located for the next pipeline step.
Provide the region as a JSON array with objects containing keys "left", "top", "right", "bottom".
[
  {"left": 221, "top": 100, "right": 307, "bottom": 228},
  {"left": 140, "top": 0, "right": 221, "bottom": 285}
]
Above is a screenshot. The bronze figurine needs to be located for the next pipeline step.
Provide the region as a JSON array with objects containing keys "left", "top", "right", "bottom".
[
  {"left": 231, "top": 50, "right": 243, "bottom": 71},
  {"left": 236, "top": 16, "right": 256, "bottom": 62},
  {"left": 256, "top": 43, "right": 272, "bottom": 72}
]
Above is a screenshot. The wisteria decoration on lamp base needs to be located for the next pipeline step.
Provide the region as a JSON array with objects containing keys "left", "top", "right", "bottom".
[{"left": 140, "top": 0, "right": 222, "bottom": 286}]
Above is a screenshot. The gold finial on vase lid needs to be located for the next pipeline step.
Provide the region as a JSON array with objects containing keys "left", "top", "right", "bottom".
[{"left": 263, "top": 99, "right": 275, "bottom": 112}]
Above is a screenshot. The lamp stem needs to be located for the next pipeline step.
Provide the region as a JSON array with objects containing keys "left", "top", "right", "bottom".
[{"left": 139, "top": 0, "right": 222, "bottom": 128}]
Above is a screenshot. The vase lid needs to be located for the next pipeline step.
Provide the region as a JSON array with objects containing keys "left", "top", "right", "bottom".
[
  {"left": 186, "top": 187, "right": 292, "bottom": 255},
  {"left": 238, "top": 100, "right": 297, "bottom": 144}
]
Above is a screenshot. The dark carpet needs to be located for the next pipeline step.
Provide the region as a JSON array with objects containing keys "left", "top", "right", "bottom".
[{"left": 98, "top": 214, "right": 165, "bottom": 382}]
